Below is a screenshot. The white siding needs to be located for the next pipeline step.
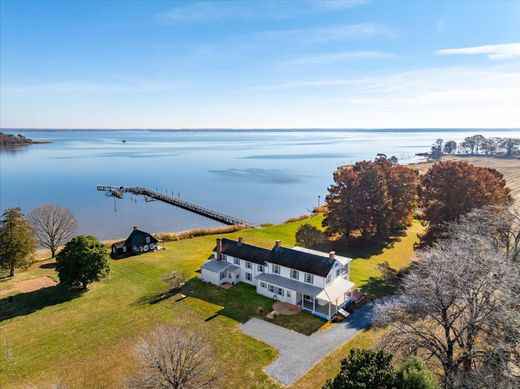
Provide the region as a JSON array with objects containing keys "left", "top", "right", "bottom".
[
  {"left": 200, "top": 268, "right": 223, "bottom": 286},
  {"left": 265, "top": 262, "right": 325, "bottom": 288}
]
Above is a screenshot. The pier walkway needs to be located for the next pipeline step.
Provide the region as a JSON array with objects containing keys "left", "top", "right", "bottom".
[{"left": 96, "top": 185, "right": 249, "bottom": 226}]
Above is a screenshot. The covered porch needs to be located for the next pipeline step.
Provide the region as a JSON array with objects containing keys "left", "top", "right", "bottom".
[{"left": 297, "top": 278, "right": 355, "bottom": 320}]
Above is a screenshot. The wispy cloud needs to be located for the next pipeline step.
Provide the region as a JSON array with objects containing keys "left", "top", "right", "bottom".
[
  {"left": 286, "top": 50, "right": 397, "bottom": 65},
  {"left": 436, "top": 43, "right": 520, "bottom": 60},
  {"left": 256, "top": 23, "right": 395, "bottom": 45},
  {"left": 157, "top": 0, "right": 370, "bottom": 24},
  {"left": 309, "top": 0, "right": 370, "bottom": 10}
]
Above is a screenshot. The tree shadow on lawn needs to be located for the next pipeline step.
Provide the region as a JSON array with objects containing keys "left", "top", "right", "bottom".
[
  {"left": 312, "top": 232, "right": 406, "bottom": 260},
  {"left": 39, "top": 262, "right": 56, "bottom": 269},
  {"left": 0, "top": 285, "right": 82, "bottom": 322},
  {"left": 359, "top": 262, "right": 410, "bottom": 299}
]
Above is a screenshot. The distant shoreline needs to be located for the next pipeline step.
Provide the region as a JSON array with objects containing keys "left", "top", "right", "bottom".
[{"left": 1, "top": 128, "right": 519, "bottom": 133}]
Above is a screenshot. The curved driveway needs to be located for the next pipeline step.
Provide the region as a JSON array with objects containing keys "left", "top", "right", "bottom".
[{"left": 239, "top": 304, "right": 374, "bottom": 386}]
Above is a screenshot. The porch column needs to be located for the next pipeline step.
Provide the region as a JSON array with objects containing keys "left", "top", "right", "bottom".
[
  {"left": 328, "top": 301, "right": 331, "bottom": 318},
  {"left": 313, "top": 297, "right": 316, "bottom": 312}
]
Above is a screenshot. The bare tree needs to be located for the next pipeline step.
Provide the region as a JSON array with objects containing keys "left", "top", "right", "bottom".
[
  {"left": 131, "top": 324, "right": 217, "bottom": 389},
  {"left": 163, "top": 270, "right": 187, "bottom": 292},
  {"left": 28, "top": 205, "right": 76, "bottom": 257},
  {"left": 375, "top": 221, "right": 520, "bottom": 389},
  {"left": 442, "top": 206, "right": 520, "bottom": 262}
]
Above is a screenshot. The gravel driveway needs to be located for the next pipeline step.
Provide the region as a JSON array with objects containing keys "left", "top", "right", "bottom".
[{"left": 239, "top": 304, "right": 374, "bottom": 386}]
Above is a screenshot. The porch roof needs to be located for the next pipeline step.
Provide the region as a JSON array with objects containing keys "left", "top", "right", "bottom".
[
  {"left": 255, "top": 273, "right": 322, "bottom": 297},
  {"left": 201, "top": 259, "right": 239, "bottom": 273},
  {"left": 316, "top": 278, "right": 355, "bottom": 303}
]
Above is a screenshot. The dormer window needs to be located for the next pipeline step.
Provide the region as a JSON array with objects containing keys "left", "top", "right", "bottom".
[
  {"left": 305, "top": 273, "right": 314, "bottom": 284},
  {"left": 272, "top": 264, "right": 280, "bottom": 274},
  {"left": 291, "top": 269, "right": 299, "bottom": 280}
]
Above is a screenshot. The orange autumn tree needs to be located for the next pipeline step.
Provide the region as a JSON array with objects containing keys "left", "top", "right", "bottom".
[
  {"left": 419, "top": 160, "right": 512, "bottom": 243},
  {"left": 323, "top": 156, "right": 419, "bottom": 242}
]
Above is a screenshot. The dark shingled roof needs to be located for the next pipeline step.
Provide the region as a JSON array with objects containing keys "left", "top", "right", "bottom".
[
  {"left": 213, "top": 238, "right": 271, "bottom": 265},
  {"left": 124, "top": 229, "right": 158, "bottom": 247},
  {"left": 267, "top": 246, "right": 334, "bottom": 277}
]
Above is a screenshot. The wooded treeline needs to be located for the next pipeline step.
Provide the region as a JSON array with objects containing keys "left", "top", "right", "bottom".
[
  {"left": 323, "top": 156, "right": 511, "bottom": 245},
  {"left": 0, "top": 132, "right": 35, "bottom": 146},
  {"left": 430, "top": 135, "right": 520, "bottom": 159}
]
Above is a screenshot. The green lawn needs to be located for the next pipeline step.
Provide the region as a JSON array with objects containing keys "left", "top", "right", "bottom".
[{"left": 0, "top": 216, "right": 423, "bottom": 389}]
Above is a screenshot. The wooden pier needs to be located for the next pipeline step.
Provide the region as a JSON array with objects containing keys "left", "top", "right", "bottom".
[{"left": 96, "top": 185, "right": 249, "bottom": 226}]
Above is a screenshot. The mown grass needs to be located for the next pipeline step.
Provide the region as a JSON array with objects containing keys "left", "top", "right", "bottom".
[
  {"left": 0, "top": 217, "right": 323, "bottom": 389},
  {"left": 0, "top": 215, "right": 423, "bottom": 389}
]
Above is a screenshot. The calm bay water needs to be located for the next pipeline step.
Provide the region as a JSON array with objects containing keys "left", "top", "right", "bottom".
[{"left": 1, "top": 129, "right": 519, "bottom": 240}]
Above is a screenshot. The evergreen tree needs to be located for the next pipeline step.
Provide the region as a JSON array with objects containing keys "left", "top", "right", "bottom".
[
  {"left": 56, "top": 235, "right": 110, "bottom": 289},
  {"left": 0, "top": 207, "right": 36, "bottom": 276}
]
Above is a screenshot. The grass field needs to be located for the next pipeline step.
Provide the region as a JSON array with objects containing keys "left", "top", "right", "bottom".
[
  {"left": 0, "top": 216, "right": 423, "bottom": 389},
  {"left": 409, "top": 156, "right": 520, "bottom": 203}
]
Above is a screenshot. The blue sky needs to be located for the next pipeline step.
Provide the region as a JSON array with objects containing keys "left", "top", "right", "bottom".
[{"left": 1, "top": 0, "right": 519, "bottom": 128}]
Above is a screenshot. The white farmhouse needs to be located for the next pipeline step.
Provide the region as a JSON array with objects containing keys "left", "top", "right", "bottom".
[{"left": 200, "top": 237, "right": 355, "bottom": 320}]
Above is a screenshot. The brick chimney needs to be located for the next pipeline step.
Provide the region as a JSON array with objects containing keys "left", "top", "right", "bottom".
[
  {"left": 238, "top": 237, "right": 244, "bottom": 243},
  {"left": 329, "top": 251, "right": 336, "bottom": 260},
  {"left": 216, "top": 238, "right": 223, "bottom": 261},
  {"left": 275, "top": 240, "right": 282, "bottom": 248}
]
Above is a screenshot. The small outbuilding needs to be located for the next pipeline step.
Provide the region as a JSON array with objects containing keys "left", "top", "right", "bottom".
[{"left": 111, "top": 226, "right": 159, "bottom": 258}]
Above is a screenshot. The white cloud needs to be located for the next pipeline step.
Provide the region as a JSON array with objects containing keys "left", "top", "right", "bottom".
[
  {"left": 436, "top": 43, "right": 520, "bottom": 60},
  {"left": 157, "top": 0, "right": 370, "bottom": 24},
  {"left": 286, "top": 50, "right": 397, "bottom": 65},
  {"left": 257, "top": 23, "right": 396, "bottom": 45}
]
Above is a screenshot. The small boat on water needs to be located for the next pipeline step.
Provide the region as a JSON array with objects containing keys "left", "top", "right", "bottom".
[{"left": 122, "top": 140, "right": 127, "bottom": 143}]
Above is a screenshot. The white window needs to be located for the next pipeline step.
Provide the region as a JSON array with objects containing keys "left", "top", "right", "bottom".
[
  {"left": 334, "top": 261, "right": 339, "bottom": 267},
  {"left": 291, "top": 269, "right": 299, "bottom": 280},
  {"left": 234, "top": 258, "right": 240, "bottom": 265},
  {"left": 245, "top": 261, "right": 252, "bottom": 269},
  {"left": 277, "top": 288, "right": 284, "bottom": 296},
  {"left": 220, "top": 272, "right": 225, "bottom": 280},
  {"left": 336, "top": 269, "right": 340, "bottom": 277},
  {"left": 305, "top": 273, "right": 314, "bottom": 284},
  {"left": 222, "top": 254, "right": 227, "bottom": 261},
  {"left": 268, "top": 284, "right": 274, "bottom": 293},
  {"left": 258, "top": 264, "right": 264, "bottom": 272},
  {"left": 260, "top": 282, "right": 266, "bottom": 288},
  {"left": 272, "top": 264, "right": 280, "bottom": 274},
  {"left": 326, "top": 274, "right": 331, "bottom": 284},
  {"left": 245, "top": 272, "right": 252, "bottom": 281},
  {"left": 343, "top": 265, "right": 348, "bottom": 274},
  {"left": 287, "top": 290, "right": 291, "bottom": 298},
  {"left": 146, "top": 237, "right": 150, "bottom": 243}
]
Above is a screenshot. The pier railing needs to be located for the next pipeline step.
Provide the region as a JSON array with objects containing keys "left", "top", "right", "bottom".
[{"left": 96, "top": 185, "right": 249, "bottom": 226}]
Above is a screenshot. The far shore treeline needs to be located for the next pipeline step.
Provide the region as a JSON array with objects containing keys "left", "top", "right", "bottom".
[{"left": 426, "top": 134, "right": 520, "bottom": 159}]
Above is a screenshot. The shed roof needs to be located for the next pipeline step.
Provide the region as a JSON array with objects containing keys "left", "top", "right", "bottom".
[
  {"left": 124, "top": 229, "right": 158, "bottom": 247},
  {"left": 201, "top": 258, "right": 239, "bottom": 273}
]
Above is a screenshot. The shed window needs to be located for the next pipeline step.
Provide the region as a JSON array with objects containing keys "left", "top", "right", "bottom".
[
  {"left": 326, "top": 274, "right": 331, "bottom": 284},
  {"left": 336, "top": 269, "right": 340, "bottom": 277},
  {"left": 260, "top": 282, "right": 266, "bottom": 288},
  {"left": 220, "top": 272, "right": 225, "bottom": 280}
]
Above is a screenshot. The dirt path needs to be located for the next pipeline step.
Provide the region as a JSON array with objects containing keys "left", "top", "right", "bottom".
[{"left": 0, "top": 276, "right": 57, "bottom": 296}]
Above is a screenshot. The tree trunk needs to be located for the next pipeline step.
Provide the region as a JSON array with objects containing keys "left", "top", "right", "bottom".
[
  {"left": 51, "top": 248, "right": 56, "bottom": 258},
  {"left": 9, "top": 263, "right": 15, "bottom": 277}
]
